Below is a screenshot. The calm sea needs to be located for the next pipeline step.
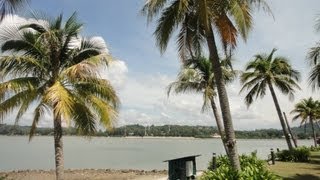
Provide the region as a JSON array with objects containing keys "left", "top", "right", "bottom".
[{"left": 0, "top": 136, "right": 314, "bottom": 171}]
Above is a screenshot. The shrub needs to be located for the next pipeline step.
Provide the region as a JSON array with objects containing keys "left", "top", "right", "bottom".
[
  {"left": 201, "top": 152, "right": 281, "bottom": 180},
  {"left": 276, "top": 147, "right": 310, "bottom": 162},
  {"left": 310, "top": 146, "right": 320, "bottom": 152}
]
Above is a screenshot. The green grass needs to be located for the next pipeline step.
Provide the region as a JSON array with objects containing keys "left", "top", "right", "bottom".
[{"left": 268, "top": 151, "right": 320, "bottom": 180}]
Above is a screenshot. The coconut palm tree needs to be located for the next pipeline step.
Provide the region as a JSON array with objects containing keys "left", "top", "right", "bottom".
[
  {"left": 291, "top": 97, "right": 319, "bottom": 147},
  {"left": 0, "top": 13, "right": 119, "bottom": 180},
  {"left": 308, "top": 15, "right": 320, "bottom": 90},
  {"left": 167, "top": 56, "right": 236, "bottom": 155},
  {"left": 0, "top": 0, "right": 29, "bottom": 22},
  {"left": 141, "top": 0, "right": 271, "bottom": 170},
  {"left": 240, "top": 49, "right": 300, "bottom": 151}
]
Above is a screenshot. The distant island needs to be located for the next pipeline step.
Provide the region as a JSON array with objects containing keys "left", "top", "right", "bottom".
[{"left": 0, "top": 123, "right": 317, "bottom": 139}]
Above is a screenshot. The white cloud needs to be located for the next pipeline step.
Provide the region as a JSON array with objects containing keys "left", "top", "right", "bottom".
[
  {"left": 100, "top": 60, "right": 128, "bottom": 90},
  {"left": 3, "top": 0, "right": 320, "bottom": 131}
]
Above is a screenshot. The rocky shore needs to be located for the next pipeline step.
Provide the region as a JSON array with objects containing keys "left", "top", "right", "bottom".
[{"left": 0, "top": 169, "right": 168, "bottom": 180}]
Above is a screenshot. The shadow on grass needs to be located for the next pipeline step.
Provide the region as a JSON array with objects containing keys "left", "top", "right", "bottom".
[{"left": 284, "top": 174, "right": 320, "bottom": 180}]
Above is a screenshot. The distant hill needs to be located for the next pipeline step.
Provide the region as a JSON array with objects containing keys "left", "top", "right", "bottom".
[{"left": 0, "top": 123, "right": 319, "bottom": 139}]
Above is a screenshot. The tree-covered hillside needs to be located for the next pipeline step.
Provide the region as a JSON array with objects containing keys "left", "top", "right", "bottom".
[{"left": 1, "top": 123, "right": 318, "bottom": 139}]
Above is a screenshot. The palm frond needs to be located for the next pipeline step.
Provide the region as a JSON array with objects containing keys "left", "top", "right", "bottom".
[
  {"left": 29, "top": 101, "right": 49, "bottom": 140},
  {"left": 308, "top": 64, "right": 320, "bottom": 90},
  {"left": 73, "top": 78, "right": 120, "bottom": 109},
  {"left": 0, "top": 0, "right": 29, "bottom": 22},
  {"left": 141, "top": 0, "right": 169, "bottom": 23},
  {"left": 214, "top": 13, "right": 238, "bottom": 53},
  {"left": 241, "top": 48, "right": 300, "bottom": 106},
  {"left": 247, "top": 0, "right": 274, "bottom": 18},
  {"left": 0, "top": 55, "right": 46, "bottom": 78},
  {"left": 0, "top": 88, "right": 35, "bottom": 122},
  {"left": 154, "top": 0, "right": 187, "bottom": 53},
  {"left": 229, "top": 0, "right": 252, "bottom": 41},
  {"left": 72, "top": 99, "right": 96, "bottom": 135},
  {"left": 43, "top": 81, "right": 75, "bottom": 124},
  {"left": 86, "top": 95, "right": 118, "bottom": 131}
]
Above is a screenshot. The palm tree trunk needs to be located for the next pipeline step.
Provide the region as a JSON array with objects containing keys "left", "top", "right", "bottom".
[
  {"left": 316, "top": 120, "right": 320, "bottom": 130},
  {"left": 54, "top": 111, "right": 64, "bottom": 180},
  {"left": 304, "top": 122, "right": 307, "bottom": 134},
  {"left": 205, "top": 26, "right": 240, "bottom": 171},
  {"left": 210, "top": 98, "right": 229, "bottom": 155},
  {"left": 268, "top": 82, "right": 293, "bottom": 150},
  {"left": 283, "top": 112, "right": 298, "bottom": 148},
  {"left": 310, "top": 116, "right": 318, "bottom": 147}
]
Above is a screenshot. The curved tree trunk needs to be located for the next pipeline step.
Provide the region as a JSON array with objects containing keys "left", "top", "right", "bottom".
[
  {"left": 210, "top": 98, "right": 229, "bottom": 155},
  {"left": 283, "top": 112, "right": 298, "bottom": 148},
  {"left": 54, "top": 111, "right": 64, "bottom": 180},
  {"left": 268, "top": 82, "right": 293, "bottom": 150},
  {"left": 205, "top": 26, "right": 241, "bottom": 171},
  {"left": 310, "top": 116, "right": 318, "bottom": 147}
]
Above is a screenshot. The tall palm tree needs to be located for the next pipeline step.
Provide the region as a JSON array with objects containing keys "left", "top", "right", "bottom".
[
  {"left": 141, "top": 0, "right": 271, "bottom": 170},
  {"left": 167, "top": 56, "right": 236, "bottom": 155},
  {"left": 0, "top": 13, "right": 119, "bottom": 180},
  {"left": 240, "top": 49, "right": 300, "bottom": 151},
  {"left": 291, "top": 97, "right": 319, "bottom": 147},
  {"left": 0, "top": 0, "right": 29, "bottom": 22},
  {"left": 308, "top": 14, "right": 320, "bottom": 91}
]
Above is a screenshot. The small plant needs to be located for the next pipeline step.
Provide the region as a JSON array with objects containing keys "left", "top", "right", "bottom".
[
  {"left": 276, "top": 147, "right": 310, "bottom": 162},
  {"left": 202, "top": 152, "right": 281, "bottom": 180},
  {"left": 0, "top": 175, "right": 7, "bottom": 180}
]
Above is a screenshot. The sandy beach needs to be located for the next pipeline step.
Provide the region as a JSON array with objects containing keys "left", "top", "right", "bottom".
[{"left": 0, "top": 169, "right": 168, "bottom": 180}]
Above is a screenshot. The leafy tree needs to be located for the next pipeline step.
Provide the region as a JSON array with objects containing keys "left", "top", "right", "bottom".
[
  {"left": 291, "top": 97, "right": 319, "bottom": 147},
  {"left": 0, "top": 13, "right": 119, "bottom": 180},
  {"left": 141, "top": 0, "right": 271, "bottom": 170},
  {"left": 167, "top": 56, "right": 236, "bottom": 154},
  {"left": 240, "top": 49, "right": 300, "bottom": 150}
]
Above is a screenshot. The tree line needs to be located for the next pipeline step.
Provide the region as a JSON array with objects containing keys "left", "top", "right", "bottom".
[{"left": 1, "top": 123, "right": 318, "bottom": 139}]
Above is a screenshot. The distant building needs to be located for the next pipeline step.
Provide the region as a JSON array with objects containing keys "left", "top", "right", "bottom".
[{"left": 212, "top": 133, "right": 221, "bottom": 138}]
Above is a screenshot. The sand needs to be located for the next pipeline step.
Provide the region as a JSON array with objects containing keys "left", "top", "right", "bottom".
[{"left": 0, "top": 169, "right": 168, "bottom": 180}]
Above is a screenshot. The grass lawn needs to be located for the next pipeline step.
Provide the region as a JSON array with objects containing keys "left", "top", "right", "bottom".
[{"left": 268, "top": 151, "right": 320, "bottom": 180}]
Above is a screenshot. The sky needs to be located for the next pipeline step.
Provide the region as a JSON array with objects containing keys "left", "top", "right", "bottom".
[{"left": 1, "top": 0, "right": 320, "bottom": 130}]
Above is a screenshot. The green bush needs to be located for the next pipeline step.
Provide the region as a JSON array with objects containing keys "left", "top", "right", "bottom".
[
  {"left": 310, "top": 146, "right": 320, "bottom": 152},
  {"left": 276, "top": 147, "right": 310, "bottom": 162},
  {"left": 275, "top": 149, "right": 294, "bottom": 162},
  {"left": 201, "top": 152, "right": 281, "bottom": 180}
]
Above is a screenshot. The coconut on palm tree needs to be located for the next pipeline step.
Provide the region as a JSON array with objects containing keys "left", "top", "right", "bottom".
[
  {"left": 291, "top": 97, "right": 319, "bottom": 147},
  {"left": 240, "top": 48, "right": 300, "bottom": 151},
  {"left": 167, "top": 56, "right": 237, "bottom": 155},
  {"left": 0, "top": 13, "right": 119, "bottom": 180},
  {"left": 142, "top": 0, "right": 271, "bottom": 170}
]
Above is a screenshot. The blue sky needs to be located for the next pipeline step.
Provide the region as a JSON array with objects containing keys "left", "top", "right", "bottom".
[{"left": 3, "top": 0, "right": 320, "bottom": 130}]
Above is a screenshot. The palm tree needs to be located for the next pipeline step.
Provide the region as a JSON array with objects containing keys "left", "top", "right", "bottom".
[
  {"left": 167, "top": 56, "right": 236, "bottom": 155},
  {"left": 291, "top": 97, "right": 319, "bottom": 147},
  {"left": 240, "top": 49, "right": 300, "bottom": 151},
  {"left": 141, "top": 0, "right": 271, "bottom": 170},
  {"left": 308, "top": 14, "right": 320, "bottom": 91},
  {"left": 0, "top": 0, "right": 29, "bottom": 22},
  {"left": 0, "top": 13, "right": 119, "bottom": 180}
]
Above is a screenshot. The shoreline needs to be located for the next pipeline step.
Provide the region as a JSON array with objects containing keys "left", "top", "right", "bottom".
[
  {"left": 0, "top": 135, "right": 298, "bottom": 140},
  {"left": 0, "top": 169, "right": 168, "bottom": 180}
]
